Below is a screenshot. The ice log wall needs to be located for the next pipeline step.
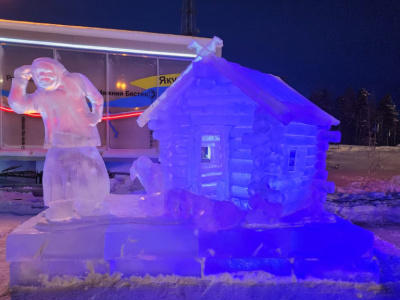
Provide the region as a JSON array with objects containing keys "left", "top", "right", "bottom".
[
  {"left": 245, "top": 107, "right": 341, "bottom": 216},
  {"left": 148, "top": 72, "right": 258, "bottom": 206}
]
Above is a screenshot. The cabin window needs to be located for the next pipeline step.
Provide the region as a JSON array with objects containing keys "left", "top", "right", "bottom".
[
  {"left": 201, "top": 146, "right": 211, "bottom": 163},
  {"left": 200, "top": 134, "right": 220, "bottom": 163},
  {"left": 289, "top": 150, "right": 296, "bottom": 171}
]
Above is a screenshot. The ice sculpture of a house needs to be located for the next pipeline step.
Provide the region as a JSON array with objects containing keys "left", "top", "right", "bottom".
[{"left": 138, "top": 37, "right": 340, "bottom": 216}]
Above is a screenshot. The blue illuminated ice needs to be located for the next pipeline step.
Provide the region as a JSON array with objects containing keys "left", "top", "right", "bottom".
[
  {"left": 6, "top": 40, "right": 377, "bottom": 287},
  {"left": 130, "top": 156, "right": 165, "bottom": 216},
  {"left": 8, "top": 58, "right": 109, "bottom": 221},
  {"left": 138, "top": 37, "right": 341, "bottom": 221},
  {"left": 130, "top": 155, "right": 164, "bottom": 195}
]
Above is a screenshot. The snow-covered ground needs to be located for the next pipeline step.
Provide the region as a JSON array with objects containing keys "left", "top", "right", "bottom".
[
  {"left": 326, "top": 146, "right": 400, "bottom": 225},
  {"left": 3, "top": 272, "right": 400, "bottom": 300},
  {"left": 1, "top": 145, "right": 400, "bottom": 299}
]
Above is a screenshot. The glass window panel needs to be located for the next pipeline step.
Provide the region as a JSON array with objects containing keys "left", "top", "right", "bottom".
[
  {"left": 158, "top": 59, "right": 191, "bottom": 97},
  {"left": 108, "top": 55, "right": 157, "bottom": 149},
  {"left": 1, "top": 46, "right": 193, "bottom": 151},
  {"left": 56, "top": 50, "right": 107, "bottom": 147},
  {"left": 108, "top": 54, "right": 157, "bottom": 114},
  {"left": 1, "top": 45, "right": 53, "bottom": 149}
]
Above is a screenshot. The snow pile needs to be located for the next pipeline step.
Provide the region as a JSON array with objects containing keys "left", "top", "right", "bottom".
[
  {"left": 335, "top": 175, "right": 400, "bottom": 194},
  {"left": 109, "top": 175, "right": 144, "bottom": 195},
  {"left": 0, "top": 190, "right": 44, "bottom": 215},
  {"left": 36, "top": 270, "right": 277, "bottom": 289},
  {"left": 325, "top": 175, "right": 400, "bottom": 224},
  {"left": 28, "top": 269, "right": 375, "bottom": 292},
  {"left": 332, "top": 145, "right": 400, "bottom": 153},
  {"left": 8, "top": 270, "right": 392, "bottom": 300},
  {"left": 0, "top": 175, "right": 144, "bottom": 216}
]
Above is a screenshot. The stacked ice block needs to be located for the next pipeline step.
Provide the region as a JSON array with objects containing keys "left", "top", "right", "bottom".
[{"left": 7, "top": 201, "right": 377, "bottom": 286}]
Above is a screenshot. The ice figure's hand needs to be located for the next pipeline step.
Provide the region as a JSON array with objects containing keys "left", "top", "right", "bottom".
[
  {"left": 86, "top": 112, "right": 102, "bottom": 126},
  {"left": 14, "top": 65, "right": 33, "bottom": 81}
]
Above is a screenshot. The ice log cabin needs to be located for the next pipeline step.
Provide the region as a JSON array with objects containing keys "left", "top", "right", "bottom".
[{"left": 137, "top": 37, "right": 340, "bottom": 217}]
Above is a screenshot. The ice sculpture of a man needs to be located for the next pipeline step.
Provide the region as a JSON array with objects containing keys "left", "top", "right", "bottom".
[{"left": 8, "top": 58, "right": 109, "bottom": 221}]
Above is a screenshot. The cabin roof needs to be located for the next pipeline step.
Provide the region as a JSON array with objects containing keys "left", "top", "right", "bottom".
[{"left": 138, "top": 45, "right": 339, "bottom": 128}]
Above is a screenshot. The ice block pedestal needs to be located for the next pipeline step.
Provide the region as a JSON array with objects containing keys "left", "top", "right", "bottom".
[
  {"left": 7, "top": 197, "right": 378, "bottom": 286},
  {"left": 199, "top": 215, "right": 378, "bottom": 282},
  {"left": 6, "top": 195, "right": 201, "bottom": 286}
]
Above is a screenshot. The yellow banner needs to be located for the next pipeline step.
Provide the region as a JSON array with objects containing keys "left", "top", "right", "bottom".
[{"left": 130, "top": 73, "right": 181, "bottom": 89}]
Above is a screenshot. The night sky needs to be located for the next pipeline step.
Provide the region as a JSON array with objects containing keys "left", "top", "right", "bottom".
[{"left": 1, "top": 0, "right": 399, "bottom": 107}]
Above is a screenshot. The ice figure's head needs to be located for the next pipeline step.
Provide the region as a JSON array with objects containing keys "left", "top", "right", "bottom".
[{"left": 32, "top": 58, "right": 67, "bottom": 90}]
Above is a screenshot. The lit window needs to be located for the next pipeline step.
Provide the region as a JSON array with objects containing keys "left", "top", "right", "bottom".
[{"left": 201, "top": 146, "right": 211, "bottom": 163}]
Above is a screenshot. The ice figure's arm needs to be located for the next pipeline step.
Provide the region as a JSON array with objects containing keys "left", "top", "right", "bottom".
[
  {"left": 79, "top": 74, "right": 104, "bottom": 126},
  {"left": 8, "top": 65, "right": 36, "bottom": 114}
]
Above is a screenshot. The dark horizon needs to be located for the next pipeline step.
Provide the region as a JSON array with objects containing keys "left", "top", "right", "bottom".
[{"left": 1, "top": 0, "right": 399, "bottom": 107}]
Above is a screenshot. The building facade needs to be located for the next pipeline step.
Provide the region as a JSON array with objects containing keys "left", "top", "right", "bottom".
[{"left": 0, "top": 19, "right": 221, "bottom": 161}]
